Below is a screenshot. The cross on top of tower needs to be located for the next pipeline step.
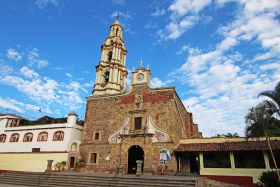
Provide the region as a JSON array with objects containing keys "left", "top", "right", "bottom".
[{"left": 114, "top": 12, "right": 120, "bottom": 21}]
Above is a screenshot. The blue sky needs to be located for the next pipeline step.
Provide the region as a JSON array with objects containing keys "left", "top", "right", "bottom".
[{"left": 0, "top": 0, "right": 279, "bottom": 137}]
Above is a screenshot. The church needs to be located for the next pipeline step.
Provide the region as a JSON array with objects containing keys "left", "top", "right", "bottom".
[
  {"left": 79, "top": 19, "right": 201, "bottom": 175},
  {"left": 0, "top": 19, "right": 279, "bottom": 187}
]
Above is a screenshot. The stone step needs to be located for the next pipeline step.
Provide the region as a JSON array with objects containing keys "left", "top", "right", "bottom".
[
  {"left": 1, "top": 173, "right": 198, "bottom": 182},
  {"left": 0, "top": 179, "right": 196, "bottom": 187},
  {"left": 0, "top": 172, "right": 199, "bottom": 187},
  {"left": 0, "top": 177, "right": 196, "bottom": 187},
  {"left": 0, "top": 175, "right": 197, "bottom": 184}
]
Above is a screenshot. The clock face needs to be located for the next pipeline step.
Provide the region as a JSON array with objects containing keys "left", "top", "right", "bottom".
[{"left": 137, "top": 73, "right": 144, "bottom": 81}]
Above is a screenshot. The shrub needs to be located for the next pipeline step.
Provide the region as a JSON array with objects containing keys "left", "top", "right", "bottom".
[{"left": 259, "top": 171, "right": 280, "bottom": 187}]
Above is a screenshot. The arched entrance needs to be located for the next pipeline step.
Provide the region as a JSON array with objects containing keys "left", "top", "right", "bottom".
[
  {"left": 128, "top": 145, "right": 144, "bottom": 174},
  {"left": 70, "top": 157, "right": 75, "bottom": 169}
]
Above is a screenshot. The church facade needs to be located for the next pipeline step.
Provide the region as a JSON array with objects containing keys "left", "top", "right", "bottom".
[{"left": 79, "top": 20, "right": 201, "bottom": 175}]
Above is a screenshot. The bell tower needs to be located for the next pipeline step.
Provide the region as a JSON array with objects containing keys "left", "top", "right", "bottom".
[{"left": 93, "top": 19, "right": 128, "bottom": 96}]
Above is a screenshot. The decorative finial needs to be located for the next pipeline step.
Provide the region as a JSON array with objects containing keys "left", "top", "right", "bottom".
[
  {"left": 133, "top": 66, "right": 135, "bottom": 71},
  {"left": 147, "top": 64, "right": 150, "bottom": 70},
  {"left": 140, "top": 59, "right": 143, "bottom": 67},
  {"left": 114, "top": 12, "right": 120, "bottom": 21}
]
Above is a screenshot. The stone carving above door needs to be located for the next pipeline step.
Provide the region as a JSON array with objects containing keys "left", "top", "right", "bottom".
[{"left": 108, "top": 115, "right": 169, "bottom": 144}]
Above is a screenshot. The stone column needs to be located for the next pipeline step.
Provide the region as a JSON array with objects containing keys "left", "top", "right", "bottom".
[
  {"left": 45, "top": 160, "right": 54, "bottom": 173},
  {"left": 123, "top": 55, "right": 126, "bottom": 66},
  {"left": 109, "top": 68, "right": 113, "bottom": 82},
  {"left": 199, "top": 152, "right": 204, "bottom": 175},
  {"left": 229, "top": 152, "right": 235, "bottom": 169},
  {"left": 136, "top": 160, "right": 143, "bottom": 176},
  {"left": 263, "top": 151, "right": 270, "bottom": 169}
]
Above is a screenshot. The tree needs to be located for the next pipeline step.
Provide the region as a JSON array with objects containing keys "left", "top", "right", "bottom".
[
  {"left": 246, "top": 81, "right": 280, "bottom": 181},
  {"left": 258, "top": 82, "right": 280, "bottom": 119},
  {"left": 245, "top": 106, "right": 280, "bottom": 181},
  {"left": 225, "top": 133, "right": 239, "bottom": 138}
]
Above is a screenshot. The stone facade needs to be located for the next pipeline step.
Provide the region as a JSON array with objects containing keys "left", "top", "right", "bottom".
[{"left": 80, "top": 84, "right": 201, "bottom": 175}]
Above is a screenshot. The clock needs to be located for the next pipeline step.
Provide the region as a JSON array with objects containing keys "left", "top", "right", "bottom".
[{"left": 136, "top": 73, "right": 144, "bottom": 81}]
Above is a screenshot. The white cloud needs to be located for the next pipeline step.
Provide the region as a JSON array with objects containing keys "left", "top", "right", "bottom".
[
  {"left": 158, "top": 15, "right": 199, "bottom": 40},
  {"left": 0, "top": 60, "right": 13, "bottom": 75},
  {"left": 20, "top": 66, "right": 39, "bottom": 79},
  {"left": 27, "top": 48, "right": 49, "bottom": 69},
  {"left": 1, "top": 75, "right": 58, "bottom": 102},
  {"left": 176, "top": 45, "right": 189, "bottom": 55},
  {"left": 0, "top": 98, "right": 24, "bottom": 113},
  {"left": 144, "top": 22, "right": 158, "bottom": 29},
  {"left": 6, "top": 48, "right": 22, "bottom": 62},
  {"left": 253, "top": 52, "right": 274, "bottom": 61},
  {"left": 169, "top": 0, "right": 211, "bottom": 15},
  {"left": 220, "top": 1, "right": 280, "bottom": 55},
  {"left": 172, "top": 0, "right": 280, "bottom": 136},
  {"left": 157, "top": 0, "right": 212, "bottom": 40},
  {"left": 0, "top": 97, "right": 41, "bottom": 114},
  {"left": 151, "top": 9, "right": 166, "bottom": 17},
  {"left": 37, "top": 60, "right": 49, "bottom": 68},
  {"left": 0, "top": 65, "right": 89, "bottom": 115},
  {"left": 35, "top": 0, "right": 59, "bottom": 9},
  {"left": 259, "top": 62, "right": 280, "bottom": 71},
  {"left": 66, "top": 73, "right": 72, "bottom": 78},
  {"left": 83, "top": 82, "right": 92, "bottom": 87},
  {"left": 151, "top": 77, "right": 173, "bottom": 88},
  {"left": 151, "top": 77, "right": 166, "bottom": 88}
]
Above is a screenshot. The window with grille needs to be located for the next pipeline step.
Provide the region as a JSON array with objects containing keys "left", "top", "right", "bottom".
[
  {"left": 0, "top": 134, "right": 6, "bottom": 143},
  {"left": 23, "top": 133, "right": 33, "bottom": 142},
  {"left": 10, "top": 133, "right": 19, "bottom": 142},
  {"left": 53, "top": 131, "right": 64, "bottom": 141},
  {"left": 37, "top": 132, "right": 48, "bottom": 141}
]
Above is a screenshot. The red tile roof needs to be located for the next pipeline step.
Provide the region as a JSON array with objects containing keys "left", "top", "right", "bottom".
[{"left": 175, "top": 140, "right": 280, "bottom": 152}]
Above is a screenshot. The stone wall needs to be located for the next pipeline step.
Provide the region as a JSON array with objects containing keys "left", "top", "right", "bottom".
[{"left": 80, "top": 84, "right": 200, "bottom": 174}]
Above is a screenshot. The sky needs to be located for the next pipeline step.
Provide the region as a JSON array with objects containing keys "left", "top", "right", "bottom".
[{"left": 0, "top": 0, "right": 279, "bottom": 137}]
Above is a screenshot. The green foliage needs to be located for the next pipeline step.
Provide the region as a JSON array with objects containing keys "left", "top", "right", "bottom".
[
  {"left": 245, "top": 81, "right": 280, "bottom": 138},
  {"left": 245, "top": 107, "right": 278, "bottom": 137},
  {"left": 54, "top": 161, "right": 67, "bottom": 171},
  {"left": 259, "top": 171, "right": 280, "bottom": 187}
]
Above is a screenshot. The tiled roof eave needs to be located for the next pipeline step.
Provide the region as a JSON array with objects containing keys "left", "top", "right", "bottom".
[{"left": 175, "top": 140, "right": 280, "bottom": 152}]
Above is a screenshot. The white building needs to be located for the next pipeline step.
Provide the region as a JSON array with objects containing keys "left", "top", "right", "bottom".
[{"left": 0, "top": 112, "right": 83, "bottom": 172}]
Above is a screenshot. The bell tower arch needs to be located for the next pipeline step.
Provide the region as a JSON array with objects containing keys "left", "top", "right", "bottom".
[{"left": 93, "top": 19, "right": 128, "bottom": 96}]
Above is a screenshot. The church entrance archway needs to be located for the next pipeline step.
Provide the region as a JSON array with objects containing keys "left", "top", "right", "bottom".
[{"left": 128, "top": 145, "right": 144, "bottom": 174}]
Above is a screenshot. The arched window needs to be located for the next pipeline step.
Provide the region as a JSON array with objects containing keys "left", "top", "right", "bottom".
[
  {"left": 108, "top": 51, "right": 112, "bottom": 62},
  {"left": 23, "top": 132, "right": 33, "bottom": 142},
  {"left": 53, "top": 131, "right": 64, "bottom": 141},
  {"left": 0, "top": 134, "right": 6, "bottom": 143},
  {"left": 10, "top": 133, "right": 19, "bottom": 142},
  {"left": 71, "top": 142, "right": 78, "bottom": 152},
  {"left": 37, "top": 132, "right": 48, "bottom": 141},
  {"left": 104, "top": 71, "right": 110, "bottom": 84}
]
